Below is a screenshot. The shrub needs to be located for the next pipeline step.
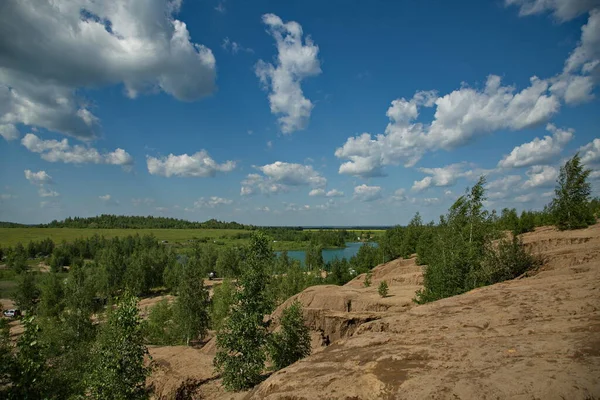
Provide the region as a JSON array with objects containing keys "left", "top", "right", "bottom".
[
  {"left": 378, "top": 280, "right": 389, "bottom": 298},
  {"left": 268, "top": 300, "right": 311, "bottom": 371},
  {"left": 363, "top": 271, "right": 372, "bottom": 288},
  {"left": 143, "top": 299, "right": 180, "bottom": 345},
  {"left": 469, "top": 235, "right": 540, "bottom": 287}
]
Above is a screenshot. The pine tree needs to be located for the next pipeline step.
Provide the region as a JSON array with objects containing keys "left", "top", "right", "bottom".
[
  {"left": 378, "top": 280, "right": 389, "bottom": 298},
  {"left": 550, "top": 153, "right": 595, "bottom": 230}
]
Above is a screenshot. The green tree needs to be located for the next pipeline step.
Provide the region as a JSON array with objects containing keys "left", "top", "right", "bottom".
[
  {"left": 363, "top": 270, "right": 372, "bottom": 287},
  {"left": 550, "top": 153, "right": 596, "bottom": 230},
  {"left": 378, "top": 280, "right": 389, "bottom": 298},
  {"left": 5, "top": 317, "right": 50, "bottom": 399},
  {"left": 143, "top": 299, "right": 179, "bottom": 345},
  {"left": 175, "top": 257, "right": 210, "bottom": 346},
  {"left": 268, "top": 300, "right": 311, "bottom": 371},
  {"left": 210, "top": 279, "right": 236, "bottom": 332},
  {"left": 216, "top": 246, "right": 242, "bottom": 278},
  {"left": 86, "top": 292, "right": 150, "bottom": 400},
  {"left": 37, "top": 272, "right": 65, "bottom": 318},
  {"left": 214, "top": 232, "right": 273, "bottom": 391},
  {"left": 12, "top": 271, "right": 39, "bottom": 313},
  {"left": 305, "top": 243, "right": 323, "bottom": 271}
]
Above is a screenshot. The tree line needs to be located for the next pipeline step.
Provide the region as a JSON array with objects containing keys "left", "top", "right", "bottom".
[{"left": 36, "top": 215, "right": 253, "bottom": 229}]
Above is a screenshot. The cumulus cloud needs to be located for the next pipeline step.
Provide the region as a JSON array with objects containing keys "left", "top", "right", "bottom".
[
  {"left": 309, "top": 189, "right": 325, "bottom": 197},
  {"left": 326, "top": 189, "right": 344, "bottom": 197},
  {"left": 0, "top": 0, "right": 216, "bottom": 140},
  {"left": 392, "top": 188, "right": 407, "bottom": 201},
  {"left": 242, "top": 161, "right": 326, "bottom": 196},
  {"left": 24, "top": 169, "right": 53, "bottom": 185},
  {"left": 522, "top": 165, "right": 559, "bottom": 189},
  {"left": 411, "top": 163, "right": 477, "bottom": 192},
  {"left": 99, "top": 194, "right": 119, "bottom": 205},
  {"left": 193, "top": 196, "right": 233, "bottom": 208},
  {"left": 505, "top": 0, "right": 598, "bottom": 21},
  {"left": 22, "top": 133, "right": 133, "bottom": 168},
  {"left": 579, "top": 138, "right": 600, "bottom": 165},
  {"left": 353, "top": 184, "right": 382, "bottom": 202},
  {"left": 38, "top": 188, "right": 60, "bottom": 198},
  {"left": 498, "top": 123, "right": 574, "bottom": 168},
  {"left": 255, "top": 14, "right": 321, "bottom": 134},
  {"left": 336, "top": 76, "right": 560, "bottom": 177},
  {"left": 131, "top": 198, "right": 155, "bottom": 207},
  {"left": 146, "top": 151, "right": 235, "bottom": 178}
]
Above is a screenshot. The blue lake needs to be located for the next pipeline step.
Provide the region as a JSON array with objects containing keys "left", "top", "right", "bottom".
[{"left": 275, "top": 242, "right": 378, "bottom": 265}]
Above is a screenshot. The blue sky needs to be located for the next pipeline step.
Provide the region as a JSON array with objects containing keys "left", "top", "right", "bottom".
[{"left": 1, "top": 0, "right": 599, "bottom": 226}]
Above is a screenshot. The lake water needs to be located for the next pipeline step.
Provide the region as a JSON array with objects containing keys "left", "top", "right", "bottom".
[{"left": 276, "top": 242, "right": 378, "bottom": 265}]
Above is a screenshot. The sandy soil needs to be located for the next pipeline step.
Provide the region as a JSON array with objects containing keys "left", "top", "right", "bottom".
[{"left": 147, "top": 223, "right": 600, "bottom": 399}]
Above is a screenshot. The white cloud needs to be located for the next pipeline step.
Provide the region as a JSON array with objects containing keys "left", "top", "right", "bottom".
[
  {"left": 241, "top": 162, "right": 326, "bottom": 196},
  {"left": 284, "top": 203, "right": 311, "bottom": 212},
  {"left": 579, "top": 138, "right": 600, "bottom": 166},
  {"left": 131, "top": 198, "right": 156, "bottom": 207},
  {"left": 326, "top": 189, "right": 344, "bottom": 197},
  {"left": 336, "top": 76, "right": 560, "bottom": 177},
  {"left": 487, "top": 175, "right": 522, "bottom": 191},
  {"left": 522, "top": 165, "right": 558, "bottom": 189},
  {"left": 411, "top": 163, "right": 477, "bottom": 192},
  {"left": 146, "top": 151, "right": 235, "bottom": 178},
  {"left": 256, "top": 206, "right": 271, "bottom": 212},
  {"left": 99, "top": 194, "right": 119, "bottom": 205},
  {"left": 222, "top": 37, "right": 253, "bottom": 54},
  {"left": 255, "top": 14, "right": 321, "bottom": 134},
  {"left": 0, "top": 124, "right": 19, "bottom": 141},
  {"left": 392, "top": 188, "right": 407, "bottom": 201},
  {"left": 353, "top": 184, "right": 382, "bottom": 202},
  {"left": 24, "top": 169, "right": 53, "bottom": 185},
  {"left": 515, "top": 193, "right": 535, "bottom": 203},
  {"left": 38, "top": 188, "right": 59, "bottom": 198},
  {"left": 0, "top": 194, "right": 17, "bottom": 201},
  {"left": 259, "top": 162, "right": 326, "bottom": 187},
  {"left": 498, "top": 123, "right": 574, "bottom": 168},
  {"left": 193, "top": 196, "right": 233, "bottom": 208},
  {"left": 505, "top": 0, "right": 598, "bottom": 21},
  {"left": 0, "top": 0, "right": 216, "bottom": 140},
  {"left": 309, "top": 189, "right": 325, "bottom": 197},
  {"left": 22, "top": 133, "right": 133, "bottom": 167}
]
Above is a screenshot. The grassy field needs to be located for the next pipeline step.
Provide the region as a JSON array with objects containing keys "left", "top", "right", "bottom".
[
  {"left": 0, "top": 228, "right": 381, "bottom": 251},
  {"left": 0, "top": 228, "right": 249, "bottom": 247}
]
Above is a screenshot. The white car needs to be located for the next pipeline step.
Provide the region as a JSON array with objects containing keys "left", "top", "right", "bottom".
[{"left": 3, "top": 309, "right": 21, "bottom": 318}]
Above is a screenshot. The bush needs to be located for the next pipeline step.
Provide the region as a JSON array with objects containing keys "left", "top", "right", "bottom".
[
  {"left": 268, "top": 300, "right": 311, "bottom": 371},
  {"left": 378, "top": 281, "right": 389, "bottom": 298},
  {"left": 363, "top": 271, "right": 372, "bottom": 288},
  {"left": 469, "top": 235, "right": 540, "bottom": 287},
  {"left": 143, "top": 299, "right": 180, "bottom": 345}
]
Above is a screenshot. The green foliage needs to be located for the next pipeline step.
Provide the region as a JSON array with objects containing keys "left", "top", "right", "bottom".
[
  {"left": 12, "top": 271, "right": 39, "bottom": 312},
  {"left": 143, "top": 299, "right": 180, "bottom": 345},
  {"left": 305, "top": 243, "right": 324, "bottom": 270},
  {"left": 41, "top": 214, "right": 252, "bottom": 229},
  {"left": 86, "top": 292, "right": 150, "bottom": 400},
  {"left": 37, "top": 272, "right": 65, "bottom": 318},
  {"left": 469, "top": 235, "right": 540, "bottom": 286},
  {"left": 550, "top": 153, "right": 596, "bottom": 230},
  {"left": 268, "top": 300, "right": 311, "bottom": 371},
  {"left": 214, "top": 232, "right": 273, "bottom": 391},
  {"left": 216, "top": 246, "right": 243, "bottom": 278},
  {"left": 4, "top": 317, "right": 50, "bottom": 399},
  {"left": 211, "top": 279, "right": 237, "bottom": 332},
  {"left": 175, "top": 257, "right": 210, "bottom": 345},
  {"left": 327, "top": 257, "right": 352, "bottom": 285},
  {"left": 415, "top": 177, "right": 499, "bottom": 303},
  {"left": 378, "top": 280, "right": 389, "bottom": 298},
  {"left": 363, "top": 270, "right": 372, "bottom": 288}
]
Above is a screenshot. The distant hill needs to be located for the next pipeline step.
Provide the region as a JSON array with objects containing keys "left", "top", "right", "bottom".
[
  {"left": 37, "top": 215, "right": 254, "bottom": 230},
  {"left": 0, "top": 221, "right": 30, "bottom": 228}
]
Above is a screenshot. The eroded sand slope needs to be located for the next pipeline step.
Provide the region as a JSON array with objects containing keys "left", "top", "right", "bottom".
[{"left": 149, "top": 224, "right": 600, "bottom": 399}]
